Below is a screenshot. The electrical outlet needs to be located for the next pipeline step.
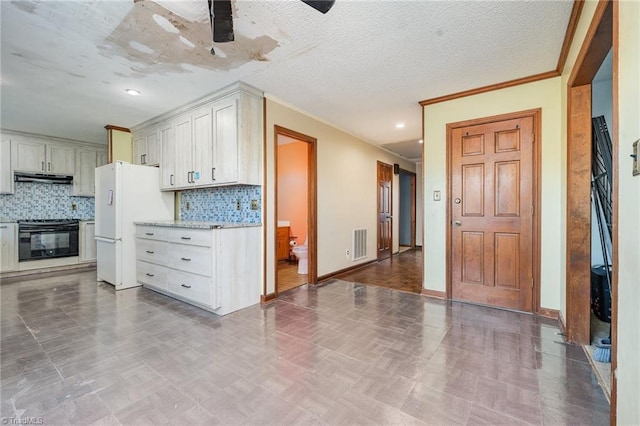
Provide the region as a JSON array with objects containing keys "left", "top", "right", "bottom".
[
  {"left": 186, "top": 201, "right": 191, "bottom": 210},
  {"left": 250, "top": 200, "right": 259, "bottom": 210},
  {"left": 345, "top": 249, "right": 350, "bottom": 258},
  {"left": 71, "top": 203, "right": 77, "bottom": 211},
  {"left": 236, "top": 200, "right": 241, "bottom": 210}
]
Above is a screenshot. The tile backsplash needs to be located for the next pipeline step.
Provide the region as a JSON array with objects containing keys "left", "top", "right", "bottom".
[
  {"left": 180, "top": 185, "right": 261, "bottom": 223},
  {"left": 0, "top": 182, "right": 94, "bottom": 220}
]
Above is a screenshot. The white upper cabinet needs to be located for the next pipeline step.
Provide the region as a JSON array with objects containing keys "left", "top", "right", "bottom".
[
  {"left": 12, "top": 139, "right": 75, "bottom": 175},
  {"left": 46, "top": 144, "right": 75, "bottom": 174},
  {"left": 132, "top": 82, "right": 263, "bottom": 191},
  {"left": 72, "top": 146, "right": 107, "bottom": 197},
  {"left": 1, "top": 138, "right": 12, "bottom": 194},
  {"left": 132, "top": 127, "right": 160, "bottom": 166},
  {"left": 159, "top": 122, "right": 176, "bottom": 190}
]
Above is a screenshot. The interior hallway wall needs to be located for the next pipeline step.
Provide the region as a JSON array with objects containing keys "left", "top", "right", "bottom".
[
  {"left": 277, "top": 140, "right": 308, "bottom": 245},
  {"left": 264, "top": 97, "right": 415, "bottom": 295}
]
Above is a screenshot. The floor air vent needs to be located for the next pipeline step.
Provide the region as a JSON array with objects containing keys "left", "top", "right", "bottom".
[{"left": 352, "top": 229, "right": 367, "bottom": 261}]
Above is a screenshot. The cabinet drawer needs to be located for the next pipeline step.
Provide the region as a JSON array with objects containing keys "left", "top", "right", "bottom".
[
  {"left": 136, "top": 261, "right": 167, "bottom": 290},
  {"left": 136, "top": 239, "right": 168, "bottom": 263},
  {"left": 167, "top": 228, "right": 211, "bottom": 247},
  {"left": 167, "top": 244, "right": 211, "bottom": 276},
  {"left": 136, "top": 226, "right": 167, "bottom": 241},
  {"left": 167, "top": 269, "right": 214, "bottom": 307}
]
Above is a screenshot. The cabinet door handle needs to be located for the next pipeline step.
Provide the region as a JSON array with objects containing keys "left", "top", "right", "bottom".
[
  {"left": 180, "top": 236, "right": 191, "bottom": 240},
  {"left": 41, "top": 161, "right": 45, "bottom": 171},
  {"left": 212, "top": 167, "right": 216, "bottom": 181},
  {"left": 0, "top": 225, "right": 7, "bottom": 229},
  {"left": 145, "top": 250, "right": 154, "bottom": 254},
  {"left": 146, "top": 273, "right": 155, "bottom": 277},
  {"left": 187, "top": 171, "right": 192, "bottom": 183},
  {"left": 48, "top": 162, "right": 51, "bottom": 171},
  {"left": 181, "top": 284, "right": 191, "bottom": 288},
  {"left": 170, "top": 174, "right": 174, "bottom": 186},
  {"left": 145, "top": 232, "right": 154, "bottom": 236},
  {"left": 180, "top": 257, "right": 191, "bottom": 261}
]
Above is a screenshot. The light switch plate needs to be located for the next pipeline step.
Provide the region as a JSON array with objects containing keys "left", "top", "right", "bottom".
[
  {"left": 433, "top": 190, "right": 441, "bottom": 201},
  {"left": 633, "top": 139, "right": 639, "bottom": 176}
]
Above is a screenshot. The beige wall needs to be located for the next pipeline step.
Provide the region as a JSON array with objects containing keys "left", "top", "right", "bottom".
[
  {"left": 422, "top": 78, "right": 563, "bottom": 309},
  {"left": 265, "top": 97, "right": 415, "bottom": 295},
  {"left": 415, "top": 162, "right": 423, "bottom": 247},
  {"left": 110, "top": 129, "right": 132, "bottom": 163},
  {"left": 616, "top": 1, "right": 640, "bottom": 423}
]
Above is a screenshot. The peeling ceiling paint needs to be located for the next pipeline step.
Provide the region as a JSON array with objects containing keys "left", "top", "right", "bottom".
[{"left": 1, "top": 0, "right": 573, "bottom": 160}]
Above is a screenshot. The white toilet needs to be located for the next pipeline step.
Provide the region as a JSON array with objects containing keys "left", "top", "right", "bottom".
[{"left": 292, "top": 238, "right": 308, "bottom": 275}]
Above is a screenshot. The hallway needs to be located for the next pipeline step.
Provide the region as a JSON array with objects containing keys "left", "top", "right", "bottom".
[{"left": 335, "top": 249, "right": 423, "bottom": 294}]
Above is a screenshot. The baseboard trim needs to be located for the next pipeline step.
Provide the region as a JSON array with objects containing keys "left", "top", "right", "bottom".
[
  {"left": 261, "top": 293, "right": 276, "bottom": 304},
  {"left": 538, "top": 307, "right": 560, "bottom": 320},
  {"left": 1, "top": 262, "right": 96, "bottom": 282},
  {"left": 421, "top": 289, "right": 446, "bottom": 299},
  {"left": 317, "top": 260, "right": 377, "bottom": 282}
]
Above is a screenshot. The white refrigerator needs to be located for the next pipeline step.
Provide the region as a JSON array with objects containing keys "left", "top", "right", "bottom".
[{"left": 95, "top": 161, "right": 174, "bottom": 290}]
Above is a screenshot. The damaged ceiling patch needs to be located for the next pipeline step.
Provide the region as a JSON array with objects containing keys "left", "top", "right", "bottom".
[
  {"left": 179, "top": 36, "right": 195, "bottom": 48},
  {"left": 153, "top": 13, "right": 180, "bottom": 33},
  {"left": 129, "top": 41, "right": 154, "bottom": 54}
]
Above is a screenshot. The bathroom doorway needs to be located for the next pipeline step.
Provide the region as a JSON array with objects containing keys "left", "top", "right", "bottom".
[
  {"left": 398, "top": 169, "right": 417, "bottom": 253},
  {"left": 274, "top": 126, "right": 317, "bottom": 294}
]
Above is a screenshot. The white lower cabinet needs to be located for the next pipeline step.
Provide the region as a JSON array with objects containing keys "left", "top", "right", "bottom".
[
  {"left": 135, "top": 224, "right": 260, "bottom": 315},
  {"left": 0, "top": 223, "right": 18, "bottom": 273}
]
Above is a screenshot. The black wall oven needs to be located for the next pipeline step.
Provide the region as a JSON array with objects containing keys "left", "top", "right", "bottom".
[{"left": 18, "top": 220, "right": 79, "bottom": 261}]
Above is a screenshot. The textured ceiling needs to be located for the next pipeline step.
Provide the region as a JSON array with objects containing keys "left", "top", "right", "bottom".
[{"left": 0, "top": 0, "right": 573, "bottom": 161}]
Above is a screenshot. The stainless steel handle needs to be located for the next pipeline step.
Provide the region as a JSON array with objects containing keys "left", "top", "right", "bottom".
[
  {"left": 454, "top": 220, "right": 462, "bottom": 227},
  {"left": 181, "top": 257, "right": 191, "bottom": 262},
  {"left": 170, "top": 174, "right": 174, "bottom": 186},
  {"left": 181, "top": 284, "right": 191, "bottom": 288},
  {"left": 187, "top": 171, "right": 193, "bottom": 183},
  {"left": 145, "top": 250, "right": 154, "bottom": 254},
  {"left": 48, "top": 162, "right": 51, "bottom": 171},
  {"left": 146, "top": 273, "right": 154, "bottom": 277},
  {"left": 145, "top": 232, "right": 154, "bottom": 236},
  {"left": 141, "top": 154, "right": 146, "bottom": 164},
  {"left": 0, "top": 225, "right": 7, "bottom": 229},
  {"left": 181, "top": 237, "right": 191, "bottom": 240},
  {"left": 212, "top": 167, "right": 216, "bottom": 181},
  {"left": 41, "top": 161, "right": 45, "bottom": 171}
]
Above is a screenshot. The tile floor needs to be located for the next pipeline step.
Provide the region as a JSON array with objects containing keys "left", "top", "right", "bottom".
[{"left": 1, "top": 271, "right": 609, "bottom": 425}]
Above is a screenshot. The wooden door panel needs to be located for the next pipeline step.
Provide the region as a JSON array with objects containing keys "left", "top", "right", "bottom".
[
  {"left": 461, "top": 232, "right": 484, "bottom": 284},
  {"left": 462, "top": 164, "right": 484, "bottom": 216},
  {"left": 494, "top": 233, "right": 519, "bottom": 288},
  {"left": 451, "top": 114, "right": 534, "bottom": 312},
  {"left": 495, "top": 161, "right": 520, "bottom": 216},
  {"left": 462, "top": 134, "right": 485, "bottom": 156}
]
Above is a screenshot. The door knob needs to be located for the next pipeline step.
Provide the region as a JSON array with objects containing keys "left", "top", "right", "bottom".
[
  {"left": 454, "top": 220, "right": 462, "bottom": 227},
  {"left": 454, "top": 198, "right": 461, "bottom": 204}
]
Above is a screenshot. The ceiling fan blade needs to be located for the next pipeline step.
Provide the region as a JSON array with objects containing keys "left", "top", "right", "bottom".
[
  {"left": 300, "top": 0, "right": 335, "bottom": 14},
  {"left": 208, "top": 0, "right": 234, "bottom": 43}
]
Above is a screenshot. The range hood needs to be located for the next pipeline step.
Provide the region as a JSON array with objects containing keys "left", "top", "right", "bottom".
[{"left": 14, "top": 172, "right": 73, "bottom": 184}]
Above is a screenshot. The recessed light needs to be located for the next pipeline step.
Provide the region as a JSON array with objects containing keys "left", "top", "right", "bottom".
[
  {"left": 125, "top": 89, "right": 141, "bottom": 96},
  {"left": 418, "top": 139, "right": 423, "bottom": 144},
  {"left": 395, "top": 122, "right": 405, "bottom": 129}
]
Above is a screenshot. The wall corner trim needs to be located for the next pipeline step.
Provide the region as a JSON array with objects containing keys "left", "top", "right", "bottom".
[{"left": 261, "top": 293, "right": 276, "bottom": 304}]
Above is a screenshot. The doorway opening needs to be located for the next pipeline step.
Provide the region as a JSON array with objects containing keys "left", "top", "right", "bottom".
[
  {"left": 377, "top": 161, "right": 393, "bottom": 261},
  {"left": 274, "top": 126, "right": 317, "bottom": 294},
  {"left": 565, "top": 1, "right": 616, "bottom": 414},
  {"left": 398, "top": 169, "right": 416, "bottom": 253}
]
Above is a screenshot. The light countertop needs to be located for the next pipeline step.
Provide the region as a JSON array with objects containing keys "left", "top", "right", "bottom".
[{"left": 135, "top": 220, "right": 261, "bottom": 229}]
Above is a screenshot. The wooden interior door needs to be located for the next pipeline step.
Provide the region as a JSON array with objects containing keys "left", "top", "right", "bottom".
[
  {"left": 377, "top": 161, "right": 393, "bottom": 261},
  {"left": 451, "top": 115, "right": 535, "bottom": 312}
]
